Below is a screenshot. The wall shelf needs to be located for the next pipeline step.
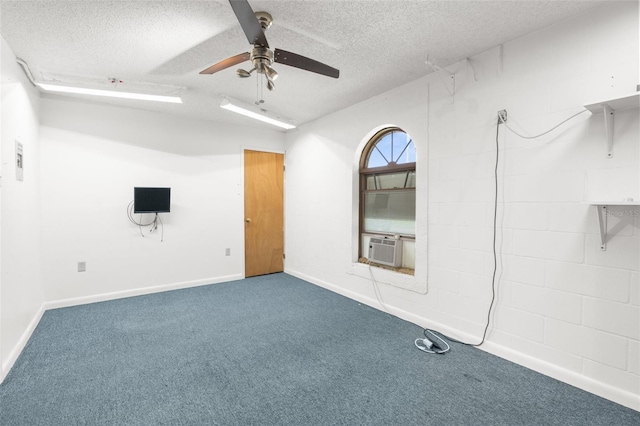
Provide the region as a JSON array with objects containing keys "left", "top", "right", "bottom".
[
  {"left": 587, "top": 202, "right": 640, "bottom": 250},
  {"left": 584, "top": 92, "right": 640, "bottom": 158}
]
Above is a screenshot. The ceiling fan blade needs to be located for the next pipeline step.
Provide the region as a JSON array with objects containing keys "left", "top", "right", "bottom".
[
  {"left": 229, "top": 0, "right": 269, "bottom": 47},
  {"left": 199, "top": 52, "right": 250, "bottom": 74},
  {"left": 274, "top": 49, "right": 339, "bottom": 79}
]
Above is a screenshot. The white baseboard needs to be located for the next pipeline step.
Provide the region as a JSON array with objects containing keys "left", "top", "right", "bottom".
[
  {"left": 479, "top": 341, "right": 640, "bottom": 412},
  {"left": 1, "top": 304, "right": 45, "bottom": 384},
  {"left": 286, "top": 268, "right": 428, "bottom": 327},
  {"left": 44, "top": 274, "right": 243, "bottom": 310},
  {"left": 1, "top": 273, "right": 243, "bottom": 384},
  {"left": 285, "top": 268, "right": 640, "bottom": 412}
]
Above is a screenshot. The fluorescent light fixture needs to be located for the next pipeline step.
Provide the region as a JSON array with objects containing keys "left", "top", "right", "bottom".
[
  {"left": 220, "top": 97, "right": 295, "bottom": 130},
  {"left": 36, "top": 83, "right": 183, "bottom": 104}
]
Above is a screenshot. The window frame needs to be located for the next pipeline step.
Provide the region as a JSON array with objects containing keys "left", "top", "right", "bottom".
[{"left": 359, "top": 128, "right": 416, "bottom": 259}]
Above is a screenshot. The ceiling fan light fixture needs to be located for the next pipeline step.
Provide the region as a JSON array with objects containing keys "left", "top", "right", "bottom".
[
  {"left": 264, "top": 65, "right": 278, "bottom": 82},
  {"left": 220, "top": 97, "right": 295, "bottom": 130},
  {"left": 255, "top": 11, "right": 273, "bottom": 31},
  {"left": 237, "top": 68, "right": 253, "bottom": 78},
  {"left": 36, "top": 83, "right": 183, "bottom": 104}
]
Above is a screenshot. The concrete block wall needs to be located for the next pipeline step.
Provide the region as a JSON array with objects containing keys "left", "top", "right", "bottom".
[
  {"left": 427, "top": 1, "right": 639, "bottom": 402},
  {"left": 285, "top": 1, "right": 639, "bottom": 409}
]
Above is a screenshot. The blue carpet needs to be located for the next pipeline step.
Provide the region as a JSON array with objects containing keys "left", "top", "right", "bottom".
[{"left": 1, "top": 273, "right": 638, "bottom": 425}]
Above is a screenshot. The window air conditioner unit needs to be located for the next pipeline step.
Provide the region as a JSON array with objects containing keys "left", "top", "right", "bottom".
[{"left": 368, "top": 236, "right": 403, "bottom": 267}]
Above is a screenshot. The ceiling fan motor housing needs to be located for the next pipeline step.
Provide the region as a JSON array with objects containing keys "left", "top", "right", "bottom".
[{"left": 251, "top": 46, "right": 274, "bottom": 72}]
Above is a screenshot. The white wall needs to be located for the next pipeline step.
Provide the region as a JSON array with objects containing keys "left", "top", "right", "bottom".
[
  {"left": 39, "top": 96, "right": 285, "bottom": 305},
  {"left": 284, "top": 2, "right": 639, "bottom": 409},
  {"left": 0, "top": 36, "right": 45, "bottom": 378},
  {"left": 0, "top": 41, "right": 285, "bottom": 381}
]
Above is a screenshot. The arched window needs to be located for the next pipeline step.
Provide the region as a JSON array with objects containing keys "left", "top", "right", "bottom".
[{"left": 360, "top": 128, "right": 416, "bottom": 266}]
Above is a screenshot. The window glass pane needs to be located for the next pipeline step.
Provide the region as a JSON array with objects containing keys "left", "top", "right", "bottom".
[
  {"left": 367, "top": 149, "right": 387, "bottom": 168},
  {"left": 363, "top": 190, "right": 415, "bottom": 235},
  {"left": 366, "top": 134, "right": 391, "bottom": 168},
  {"left": 365, "top": 175, "right": 376, "bottom": 190},
  {"left": 406, "top": 170, "right": 416, "bottom": 187},
  {"left": 391, "top": 131, "right": 408, "bottom": 163},
  {"left": 366, "top": 171, "right": 416, "bottom": 190},
  {"left": 396, "top": 139, "right": 416, "bottom": 164},
  {"left": 376, "top": 133, "right": 392, "bottom": 159},
  {"left": 365, "top": 130, "right": 416, "bottom": 168}
]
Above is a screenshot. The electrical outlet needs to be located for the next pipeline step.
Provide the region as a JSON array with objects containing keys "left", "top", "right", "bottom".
[
  {"left": 498, "top": 109, "right": 507, "bottom": 124},
  {"left": 225, "top": 248, "right": 231, "bottom": 256},
  {"left": 78, "top": 261, "right": 86, "bottom": 272}
]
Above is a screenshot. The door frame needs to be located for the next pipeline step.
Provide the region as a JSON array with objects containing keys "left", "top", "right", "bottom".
[{"left": 240, "top": 146, "right": 286, "bottom": 278}]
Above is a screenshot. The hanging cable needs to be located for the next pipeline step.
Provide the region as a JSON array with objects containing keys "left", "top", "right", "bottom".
[
  {"left": 417, "top": 107, "right": 590, "bottom": 354},
  {"left": 416, "top": 116, "right": 501, "bottom": 353},
  {"left": 157, "top": 213, "right": 164, "bottom": 242},
  {"left": 368, "top": 265, "right": 390, "bottom": 313},
  {"left": 475, "top": 119, "right": 501, "bottom": 346},
  {"left": 127, "top": 201, "right": 155, "bottom": 226},
  {"left": 16, "top": 58, "right": 37, "bottom": 87},
  {"left": 499, "top": 109, "right": 588, "bottom": 139},
  {"left": 127, "top": 201, "right": 164, "bottom": 241}
]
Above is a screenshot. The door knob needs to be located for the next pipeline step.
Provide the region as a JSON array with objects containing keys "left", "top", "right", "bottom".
[{"left": 245, "top": 218, "right": 252, "bottom": 223}]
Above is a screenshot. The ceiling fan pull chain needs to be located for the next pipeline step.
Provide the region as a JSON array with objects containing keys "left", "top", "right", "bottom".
[
  {"left": 255, "top": 70, "right": 259, "bottom": 104},
  {"left": 255, "top": 72, "right": 265, "bottom": 105}
]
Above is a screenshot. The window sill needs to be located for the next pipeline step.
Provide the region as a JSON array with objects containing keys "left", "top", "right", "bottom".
[
  {"left": 358, "top": 257, "right": 414, "bottom": 276},
  {"left": 347, "top": 260, "right": 425, "bottom": 293}
]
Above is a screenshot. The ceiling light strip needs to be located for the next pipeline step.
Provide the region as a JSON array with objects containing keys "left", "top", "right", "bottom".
[
  {"left": 220, "top": 98, "right": 295, "bottom": 130},
  {"left": 36, "top": 83, "right": 183, "bottom": 104}
]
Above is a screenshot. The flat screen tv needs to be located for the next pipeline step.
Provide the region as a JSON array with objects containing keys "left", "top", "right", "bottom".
[{"left": 134, "top": 187, "right": 171, "bottom": 213}]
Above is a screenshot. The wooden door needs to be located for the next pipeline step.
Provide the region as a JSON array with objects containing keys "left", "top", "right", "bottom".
[{"left": 244, "top": 150, "right": 284, "bottom": 277}]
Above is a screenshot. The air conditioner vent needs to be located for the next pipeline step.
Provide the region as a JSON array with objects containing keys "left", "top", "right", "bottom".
[{"left": 367, "top": 236, "right": 403, "bottom": 267}]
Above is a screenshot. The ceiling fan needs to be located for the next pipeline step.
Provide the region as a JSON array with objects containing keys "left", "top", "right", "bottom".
[{"left": 199, "top": 0, "right": 340, "bottom": 91}]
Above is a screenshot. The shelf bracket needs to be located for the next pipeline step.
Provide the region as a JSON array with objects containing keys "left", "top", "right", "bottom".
[
  {"left": 603, "top": 104, "right": 614, "bottom": 158},
  {"left": 595, "top": 205, "right": 608, "bottom": 251},
  {"left": 584, "top": 91, "right": 639, "bottom": 158}
]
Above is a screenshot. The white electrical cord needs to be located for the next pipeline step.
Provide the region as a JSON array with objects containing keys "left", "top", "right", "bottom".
[
  {"left": 368, "top": 265, "right": 389, "bottom": 313},
  {"left": 414, "top": 329, "right": 450, "bottom": 355},
  {"left": 499, "top": 109, "right": 588, "bottom": 139},
  {"left": 16, "top": 58, "right": 37, "bottom": 87},
  {"left": 370, "top": 265, "right": 451, "bottom": 355}
]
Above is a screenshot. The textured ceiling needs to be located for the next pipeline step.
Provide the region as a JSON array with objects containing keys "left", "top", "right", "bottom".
[{"left": 0, "top": 0, "right": 608, "bottom": 130}]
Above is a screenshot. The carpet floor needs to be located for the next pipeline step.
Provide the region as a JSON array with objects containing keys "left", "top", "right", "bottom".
[{"left": 1, "top": 273, "right": 638, "bottom": 425}]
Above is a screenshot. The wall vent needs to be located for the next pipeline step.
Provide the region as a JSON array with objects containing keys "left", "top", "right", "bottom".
[{"left": 368, "top": 237, "right": 403, "bottom": 267}]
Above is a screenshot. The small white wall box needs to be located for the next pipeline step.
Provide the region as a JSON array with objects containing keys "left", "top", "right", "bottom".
[
  {"left": 368, "top": 236, "right": 403, "bottom": 267},
  {"left": 15, "top": 140, "right": 23, "bottom": 182}
]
